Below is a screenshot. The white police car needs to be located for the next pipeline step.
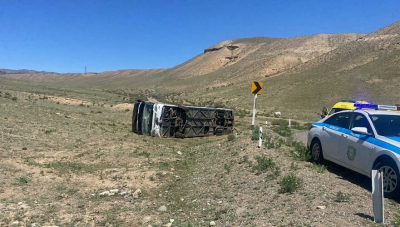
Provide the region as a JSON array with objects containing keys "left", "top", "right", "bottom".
[{"left": 307, "top": 104, "right": 400, "bottom": 198}]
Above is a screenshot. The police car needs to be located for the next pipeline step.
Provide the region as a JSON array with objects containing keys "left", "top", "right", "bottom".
[{"left": 308, "top": 103, "right": 400, "bottom": 197}]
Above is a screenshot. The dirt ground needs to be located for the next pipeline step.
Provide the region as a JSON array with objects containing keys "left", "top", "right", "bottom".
[{"left": 1, "top": 85, "right": 400, "bottom": 227}]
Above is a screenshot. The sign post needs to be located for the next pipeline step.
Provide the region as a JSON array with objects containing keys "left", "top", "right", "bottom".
[
  {"left": 372, "top": 169, "right": 384, "bottom": 223},
  {"left": 251, "top": 94, "right": 257, "bottom": 130},
  {"left": 251, "top": 81, "right": 263, "bottom": 130}
]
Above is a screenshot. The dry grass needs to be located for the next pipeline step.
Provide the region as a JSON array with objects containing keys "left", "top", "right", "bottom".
[
  {"left": 1, "top": 21, "right": 400, "bottom": 226},
  {"left": 1, "top": 79, "right": 400, "bottom": 226}
]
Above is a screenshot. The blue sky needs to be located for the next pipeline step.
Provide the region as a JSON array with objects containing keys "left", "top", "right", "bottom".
[{"left": 1, "top": 0, "right": 399, "bottom": 73}]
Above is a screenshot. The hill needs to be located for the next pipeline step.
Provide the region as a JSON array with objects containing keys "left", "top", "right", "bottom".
[
  {"left": 0, "top": 69, "right": 55, "bottom": 75},
  {"left": 260, "top": 21, "right": 400, "bottom": 119},
  {"left": 2, "top": 21, "right": 400, "bottom": 120}
]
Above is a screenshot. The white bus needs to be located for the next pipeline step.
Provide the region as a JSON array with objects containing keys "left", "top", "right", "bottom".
[{"left": 132, "top": 101, "right": 234, "bottom": 138}]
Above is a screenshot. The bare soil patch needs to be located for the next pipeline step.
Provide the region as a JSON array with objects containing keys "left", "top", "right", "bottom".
[{"left": 0, "top": 86, "right": 399, "bottom": 226}]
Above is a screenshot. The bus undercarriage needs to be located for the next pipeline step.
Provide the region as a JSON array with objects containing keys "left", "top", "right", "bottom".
[{"left": 132, "top": 101, "right": 234, "bottom": 138}]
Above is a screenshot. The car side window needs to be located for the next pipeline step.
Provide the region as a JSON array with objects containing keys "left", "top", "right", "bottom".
[
  {"left": 351, "top": 113, "right": 372, "bottom": 133},
  {"left": 324, "top": 112, "right": 351, "bottom": 129}
]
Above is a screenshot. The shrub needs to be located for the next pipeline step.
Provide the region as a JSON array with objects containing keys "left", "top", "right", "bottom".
[
  {"left": 289, "top": 140, "right": 311, "bottom": 161},
  {"left": 290, "top": 162, "right": 300, "bottom": 171},
  {"left": 271, "top": 119, "right": 288, "bottom": 127},
  {"left": 18, "top": 176, "right": 28, "bottom": 184},
  {"left": 224, "top": 163, "right": 231, "bottom": 173},
  {"left": 264, "top": 136, "right": 273, "bottom": 148},
  {"left": 285, "top": 136, "right": 295, "bottom": 147},
  {"left": 279, "top": 173, "right": 302, "bottom": 193},
  {"left": 252, "top": 155, "right": 276, "bottom": 174},
  {"left": 251, "top": 126, "right": 260, "bottom": 141},
  {"left": 227, "top": 134, "right": 235, "bottom": 142},
  {"left": 44, "top": 129, "right": 55, "bottom": 135},
  {"left": 11, "top": 96, "right": 17, "bottom": 101},
  {"left": 292, "top": 122, "right": 312, "bottom": 130},
  {"left": 335, "top": 191, "right": 350, "bottom": 202},
  {"left": 392, "top": 210, "right": 400, "bottom": 226},
  {"left": 139, "top": 151, "right": 150, "bottom": 159},
  {"left": 306, "top": 163, "right": 326, "bottom": 173},
  {"left": 240, "top": 155, "right": 252, "bottom": 167},
  {"left": 266, "top": 166, "right": 281, "bottom": 180},
  {"left": 235, "top": 109, "right": 248, "bottom": 118},
  {"left": 272, "top": 126, "right": 292, "bottom": 137},
  {"left": 264, "top": 136, "right": 284, "bottom": 149},
  {"left": 13, "top": 176, "right": 28, "bottom": 185}
]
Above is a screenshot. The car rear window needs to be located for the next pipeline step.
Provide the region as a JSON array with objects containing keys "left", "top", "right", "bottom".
[{"left": 371, "top": 115, "right": 400, "bottom": 137}]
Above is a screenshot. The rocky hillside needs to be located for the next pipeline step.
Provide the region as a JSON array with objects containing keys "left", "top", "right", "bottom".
[
  {"left": 259, "top": 21, "right": 400, "bottom": 119},
  {"left": 2, "top": 21, "right": 400, "bottom": 120},
  {"left": 154, "top": 33, "right": 363, "bottom": 81}
]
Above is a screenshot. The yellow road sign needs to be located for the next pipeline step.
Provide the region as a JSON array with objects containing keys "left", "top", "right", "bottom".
[{"left": 251, "top": 81, "right": 263, "bottom": 95}]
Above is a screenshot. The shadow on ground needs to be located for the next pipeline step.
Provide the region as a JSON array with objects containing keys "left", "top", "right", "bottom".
[
  {"left": 354, "top": 213, "right": 374, "bottom": 221},
  {"left": 324, "top": 161, "right": 371, "bottom": 191},
  {"left": 324, "top": 160, "right": 400, "bottom": 202}
]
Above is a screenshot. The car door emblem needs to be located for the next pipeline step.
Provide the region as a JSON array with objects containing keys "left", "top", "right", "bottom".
[{"left": 347, "top": 146, "right": 356, "bottom": 161}]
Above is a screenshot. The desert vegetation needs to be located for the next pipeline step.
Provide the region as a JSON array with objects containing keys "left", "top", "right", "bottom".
[{"left": 1, "top": 21, "right": 400, "bottom": 226}]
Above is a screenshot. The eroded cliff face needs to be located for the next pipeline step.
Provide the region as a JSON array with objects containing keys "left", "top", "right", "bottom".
[{"left": 163, "top": 33, "right": 363, "bottom": 81}]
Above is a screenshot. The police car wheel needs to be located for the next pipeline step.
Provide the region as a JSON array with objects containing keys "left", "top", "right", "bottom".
[
  {"left": 374, "top": 161, "right": 400, "bottom": 198},
  {"left": 311, "top": 140, "right": 323, "bottom": 163}
]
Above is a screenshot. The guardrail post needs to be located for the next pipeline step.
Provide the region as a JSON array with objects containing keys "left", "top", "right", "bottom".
[
  {"left": 258, "top": 124, "right": 263, "bottom": 148},
  {"left": 372, "top": 169, "right": 384, "bottom": 223}
]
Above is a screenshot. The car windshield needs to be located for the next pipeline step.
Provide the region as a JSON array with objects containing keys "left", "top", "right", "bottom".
[
  {"left": 329, "top": 108, "right": 349, "bottom": 115},
  {"left": 371, "top": 114, "right": 400, "bottom": 137}
]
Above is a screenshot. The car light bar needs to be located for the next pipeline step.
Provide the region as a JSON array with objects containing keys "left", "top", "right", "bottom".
[
  {"left": 342, "top": 99, "right": 356, "bottom": 103},
  {"left": 354, "top": 103, "right": 400, "bottom": 110}
]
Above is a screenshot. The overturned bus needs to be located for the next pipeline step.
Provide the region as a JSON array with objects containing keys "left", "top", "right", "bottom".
[{"left": 132, "top": 101, "right": 234, "bottom": 138}]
